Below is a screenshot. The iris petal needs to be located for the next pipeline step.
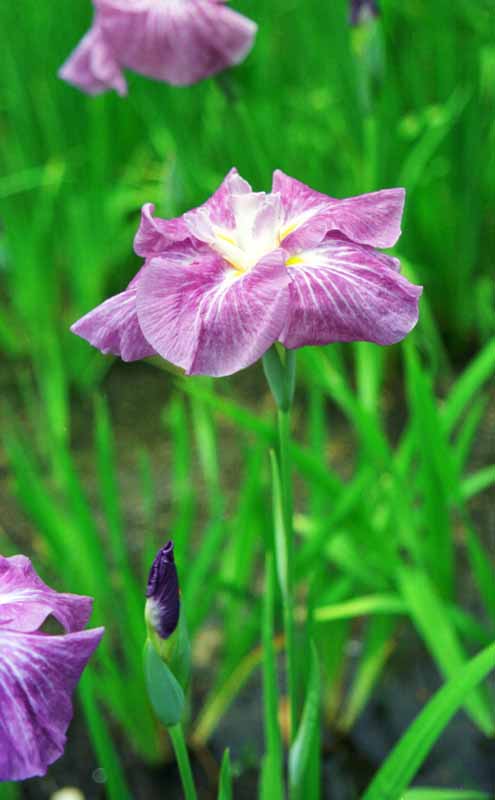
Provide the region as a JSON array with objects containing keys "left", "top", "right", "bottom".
[
  {"left": 0, "top": 628, "right": 104, "bottom": 781},
  {"left": 280, "top": 236, "right": 422, "bottom": 348},
  {"left": 0, "top": 555, "right": 93, "bottom": 634},
  {"left": 58, "top": 22, "right": 127, "bottom": 96},
  {"left": 95, "top": 0, "right": 257, "bottom": 87},
  {"left": 136, "top": 248, "right": 290, "bottom": 377},
  {"left": 273, "top": 170, "right": 405, "bottom": 250},
  {"left": 70, "top": 270, "right": 156, "bottom": 362}
]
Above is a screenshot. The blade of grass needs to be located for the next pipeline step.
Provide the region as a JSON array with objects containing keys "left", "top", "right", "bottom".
[{"left": 362, "top": 641, "right": 495, "bottom": 800}]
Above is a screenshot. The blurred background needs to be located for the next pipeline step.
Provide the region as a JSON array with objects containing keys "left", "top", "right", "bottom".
[{"left": 0, "top": 0, "right": 493, "bottom": 797}]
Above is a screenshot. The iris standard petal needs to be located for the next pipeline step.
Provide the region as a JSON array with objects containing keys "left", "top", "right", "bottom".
[
  {"left": 280, "top": 236, "right": 422, "bottom": 348},
  {"left": 0, "top": 627, "right": 104, "bottom": 781},
  {"left": 274, "top": 170, "right": 405, "bottom": 250},
  {"left": 134, "top": 203, "right": 191, "bottom": 258},
  {"left": 184, "top": 167, "right": 252, "bottom": 239},
  {"left": 58, "top": 23, "right": 127, "bottom": 96},
  {"left": 136, "top": 248, "right": 290, "bottom": 377},
  {"left": 0, "top": 555, "right": 93, "bottom": 634},
  {"left": 96, "top": 0, "right": 257, "bottom": 87},
  {"left": 71, "top": 272, "right": 157, "bottom": 362}
]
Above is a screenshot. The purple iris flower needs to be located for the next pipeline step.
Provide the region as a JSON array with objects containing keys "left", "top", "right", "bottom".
[
  {"left": 0, "top": 555, "right": 104, "bottom": 781},
  {"left": 350, "top": 0, "right": 379, "bottom": 25},
  {"left": 71, "top": 168, "right": 422, "bottom": 377},
  {"left": 145, "top": 541, "right": 180, "bottom": 640},
  {"left": 58, "top": 0, "right": 257, "bottom": 95}
]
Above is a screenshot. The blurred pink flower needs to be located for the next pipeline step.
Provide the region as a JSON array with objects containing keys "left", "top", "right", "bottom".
[
  {"left": 59, "top": 0, "right": 257, "bottom": 94},
  {"left": 72, "top": 168, "right": 422, "bottom": 377},
  {"left": 0, "top": 555, "right": 103, "bottom": 781}
]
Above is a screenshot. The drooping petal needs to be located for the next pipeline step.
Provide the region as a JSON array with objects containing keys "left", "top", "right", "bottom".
[
  {"left": 133, "top": 203, "right": 190, "bottom": 258},
  {"left": 58, "top": 23, "right": 127, "bottom": 96},
  {"left": 0, "top": 555, "right": 93, "bottom": 634},
  {"left": 0, "top": 627, "right": 104, "bottom": 781},
  {"left": 273, "top": 170, "right": 405, "bottom": 251},
  {"left": 136, "top": 248, "right": 290, "bottom": 377},
  {"left": 96, "top": 0, "right": 257, "bottom": 87},
  {"left": 71, "top": 270, "right": 156, "bottom": 362},
  {"left": 146, "top": 541, "right": 180, "bottom": 640},
  {"left": 280, "top": 236, "right": 422, "bottom": 348}
]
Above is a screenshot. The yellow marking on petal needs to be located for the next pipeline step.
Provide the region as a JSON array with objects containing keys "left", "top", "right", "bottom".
[
  {"left": 216, "top": 231, "right": 237, "bottom": 246},
  {"left": 285, "top": 255, "right": 304, "bottom": 267},
  {"left": 279, "top": 222, "right": 298, "bottom": 241},
  {"left": 226, "top": 261, "right": 247, "bottom": 275}
]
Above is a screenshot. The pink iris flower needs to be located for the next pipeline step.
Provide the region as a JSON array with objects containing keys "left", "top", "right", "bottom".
[
  {"left": 71, "top": 169, "right": 422, "bottom": 377},
  {"left": 0, "top": 555, "right": 104, "bottom": 781},
  {"left": 58, "top": 0, "right": 257, "bottom": 95}
]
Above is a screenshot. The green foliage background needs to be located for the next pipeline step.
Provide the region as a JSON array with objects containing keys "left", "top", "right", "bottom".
[{"left": 0, "top": 0, "right": 493, "bottom": 797}]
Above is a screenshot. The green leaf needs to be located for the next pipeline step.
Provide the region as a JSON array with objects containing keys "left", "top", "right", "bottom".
[
  {"left": 399, "top": 566, "right": 493, "bottom": 734},
  {"left": 402, "top": 791, "right": 490, "bottom": 800},
  {"left": 460, "top": 465, "right": 495, "bottom": 501},
  {"left": 441, "top": 341, "right": 495, "bottom": 435},
  {"left": 289, "top": 642, "right": 320, "bottom": 798},
  {"left": 144, "top": 640, "right": 185, "bottom": 728},
  {"left": 262, "top": 345, "right": 296, "bottom": 412},
  {"left": 362, "top": 641, "right": 495, "bottom": 800},
  {"left": 315, "top": 594, "right": 406, "bottom": 622},
  {"left": 466, "top": 525, "right": 495, "bottom": 622},
  {"left": 340, "top": 616, "right": 396, "bottom": 731},
  {"left": 218, "top": 749, "right": 233, "bottom": 800}
]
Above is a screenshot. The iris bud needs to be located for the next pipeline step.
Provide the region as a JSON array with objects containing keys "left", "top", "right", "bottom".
[
  {"left": 144, "top": 541, "right": 191, "bottom": 728},
  {"left": 350, "top": 0, "right": 379, "bottom": 25},
  {"left": 145, "top": 540, "right": 180, "bottom": 641}
]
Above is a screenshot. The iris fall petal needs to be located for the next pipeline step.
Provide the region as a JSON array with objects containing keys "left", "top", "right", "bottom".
[{"left": 280, "top": 236, "right": 422, "bottom": 349}]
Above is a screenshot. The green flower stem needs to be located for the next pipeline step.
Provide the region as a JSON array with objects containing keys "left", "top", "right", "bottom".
[
  {"left": 168, "top": 724, "right": 198, "bottom": 800},
  {"left": 263, "top": 345, "right": 298, "bottom": 744},
  {"left": 277, "top": 404, "right": 297, "bottom": 744}
]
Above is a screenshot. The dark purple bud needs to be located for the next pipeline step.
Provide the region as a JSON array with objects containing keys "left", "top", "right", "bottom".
[
  {"left": 146, "top": 541, "right": 180, "bottom": 640},
  {"left": 350, "top": 0, "right": 379, "bottom": 25}
]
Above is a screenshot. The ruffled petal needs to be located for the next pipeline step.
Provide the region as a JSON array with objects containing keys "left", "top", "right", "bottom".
[
  {"left": 273, "top": 170, "right": 405, "bottom": 251},
  {"left": 136, "top": 248, "right": 290, "bottom": 377},
  {"left": 184, "top": 168, "right": 251, "bottom": 239},
  {"left": 0, "top": 555, "right": 93, "bottom": 634},
  {"left": 133, "top": 203, "right": 190, "bottom": 258},
  {"left": 71, "top": 270, "right": 156, "bottom": 362},
  {"left": 97, "top": 0, "right": 257, "bottom": 87},
  {"left": 280, "top": 236, "right": 422, "bottom": 348},
  {"left": 58, "top": 23, "right": 127, "bottom": 96},
  {"left": 0, "top": 628, "right": 104, "bottom": 781}
]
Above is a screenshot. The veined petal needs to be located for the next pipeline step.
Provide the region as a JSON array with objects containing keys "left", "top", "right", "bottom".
[
  {"left": 71, "top": 270, "right": 156, "bottom": 362},
  {"left": 0, "top": 628, "right": 104, "bottom": 781},
  {"left": 136, "top": 249, "right": 289, "bottom": 377},
  {"left": 280, "top": 237, "right": 422, "bottom": 348},
  {"left": 97, "top": 0, "right": 257, "bottom": 87},
  {"left": 273, "top": 170, "right": 405, "bottom": 250},
  {"left": 58, "top": 23, "right": 127, "bottom": 96},
  {"left": 322, "top": 188, "right": 405, "bottom": 248},
  {"left": 0, "top": 555, "right": 93, "bottom": 634},
  {"left": 134, "top": 203, "right": 190, "bottom": 258}
]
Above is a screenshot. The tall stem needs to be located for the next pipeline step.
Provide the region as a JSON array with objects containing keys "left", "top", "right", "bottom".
[
  {"left": 277, "top": 405, "right": 297, "bottom": 743},
  {"left": 263, "top": 345, "right": 298, "bottom": 744},
  {"left": 169, "top": 724, "right": 198, "bottom": 800}
]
